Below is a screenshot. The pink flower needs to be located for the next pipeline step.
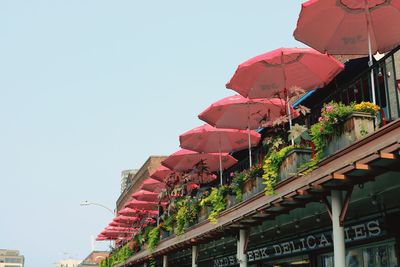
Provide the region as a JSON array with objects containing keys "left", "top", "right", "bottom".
[
  {"left": 230, "top": 172, "right": 234, "bottom": 177},
  {"left": 318, "top": 117, "right": 322, "bottom": 122},
  {"left": 325, "top": 105, "right": 334, "bottom": 113}
]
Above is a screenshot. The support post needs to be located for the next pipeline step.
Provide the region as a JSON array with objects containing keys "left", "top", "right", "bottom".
[
  {"left": 192, "top": 245, "right": 198, "bottom": 267},
  {"left": 331, "top": 190, "right": 346, "bottom": 267},
  {"left": 163, "top": 255, "right": 168, "bottom": 267},
  {"left": 237, "top": 229, "right": 249, "bottom": 267}
]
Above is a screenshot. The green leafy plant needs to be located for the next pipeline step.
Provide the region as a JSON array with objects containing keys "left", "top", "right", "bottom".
[
  {"left": 288, "top": 124, "right": 311, "bottom": 145},
  {"left": 199, "top": 186, "right": 227, "bottom": 224},
  {"left": 230, "top": 171, "right": 246, "bottom": 202},
  {"left": 147, "top": 226, "right": 161, "bottom": 252},
  {"left": 263, "top": 145, "right": 294, "bottom": 195},
  {"left": 175, "top": 197, "right": 198, "bottom": 235}
]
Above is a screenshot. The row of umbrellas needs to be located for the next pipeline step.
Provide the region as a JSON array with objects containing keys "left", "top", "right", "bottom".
[{"left": 96, "top": 0, "right": 400, "bottom": 242}]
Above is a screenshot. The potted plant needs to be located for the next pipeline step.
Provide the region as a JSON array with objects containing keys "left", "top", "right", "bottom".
[
  {"left": 311, "top": 101, "right": 379, "bottom": 158},
  {"left": 278, "top": 124, "right": 313, "bottom": 181}
]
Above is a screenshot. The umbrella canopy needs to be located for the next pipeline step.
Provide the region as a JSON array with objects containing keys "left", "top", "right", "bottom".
[
  {"left": 198, "top": 95, "right": 292, "bottom": 130},
  {"left": 150, "top": 166, "right": 174, "bottom": 182},
  {"left": 113, "top": 215, "right": 140, "bottom": 224},
  {"left": 293, "top": 0, "right": 400, "bottom": 55},
  {"left": 226, "top": 47, "right": 344, "bottom": 99},
  {"left": 132, "top": 189, "right": 159, "bottom": 202},
  {"left": 140, "top": 178, "right": 165, "bottom": 193},
  {"left": 118, "top": 207, "right": 139, "bottom": 216},
  {"left": 179, "top": 124, "right": 261, "bottom": 153},
  {"left": 109, "top": 221, "right": 132, "bottom": 227},
  {"left": 162, "top": 149, "right": 237, "bottom": 172},
  {"left": 124, "top": 199, "right": 159, "bottom": 210}
]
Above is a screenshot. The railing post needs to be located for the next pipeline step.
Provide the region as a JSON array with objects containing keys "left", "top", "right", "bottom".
[
  {"left": 192, "top": 245, "right": 198, "bottom": 267},
  {"left": 332, "top": 190, "right": 346, "bottom": 267}
]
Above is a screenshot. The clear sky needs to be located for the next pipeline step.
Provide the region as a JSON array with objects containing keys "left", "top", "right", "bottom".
[{"left": 0, "top": 1, "right": 304, "bottom": 266}]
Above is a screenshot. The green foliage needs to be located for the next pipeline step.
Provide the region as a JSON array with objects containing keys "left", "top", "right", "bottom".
[
  {"left": 288, "top": 124, "right": 311, "bottom": 145},
  {"left": 263, "top": 145, "right": 294, "bottom": 196},
  {"left": 147, "top": 226, "right": 161, "bottom": 253},
  {"left": 175, "top": 197, "right": 198, "bottom": 236},
  {"left": 230, "top": 171, "right": 246, "bottom": 202},
  {"left": 310, "top": 102, "right": 354, "bottom": 157},
  {"left": 199, "top": 186, "right": 227, "bottom": 224},
  {"left": 99, "top": 243, "right": 133, "bottom": 267}
]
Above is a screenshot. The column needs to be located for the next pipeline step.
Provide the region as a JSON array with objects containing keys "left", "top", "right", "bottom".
[
  {"left": 163, "top": 255, "right": 168, "bottom": 267},
  {"left": 331, "top": 190, "right": 346, "bottom": 267},
  {"left": 237, "top": 229, "right": 248, "bottom": 267},
  {"left": 192, "top": 245, "right": 198, "bottom": 267}
]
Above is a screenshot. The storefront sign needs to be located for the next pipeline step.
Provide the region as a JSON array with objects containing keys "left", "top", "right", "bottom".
[{"left": 214, "top": 219, "right": 383, "bottom": 267}]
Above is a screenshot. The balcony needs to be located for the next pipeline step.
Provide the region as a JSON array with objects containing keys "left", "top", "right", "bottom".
[{"left": 105, "top": 47, "right": 400, "bottom": 267}]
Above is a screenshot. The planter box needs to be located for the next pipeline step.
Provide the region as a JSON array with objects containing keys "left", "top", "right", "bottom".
[
  {"left": 242, "top": 176, "right": 265, "bottom": 201},
  {"left": 198, "top": 206, "right": 211, "bottom": 223},
  {"left": 225, "top": 194, "right": 237, "bottom": 208},
  {"left": 323, "top": 112, "right": 375, "bottom": 157},
  {"left": 278, "top": 148, "right": 312, "bottom": 182}
]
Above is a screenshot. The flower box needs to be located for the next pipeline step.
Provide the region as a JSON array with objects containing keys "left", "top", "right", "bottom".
[
  {"left": 198, "top": 205, "right": 211, "bottom": 223},
  {"left": 278, "top": 148, "right": 312, "bottom": 182},
  {"left": 323, "top": 112, "right": 374, "bottom": 157},
  {"left": 225, "top": 194, "right": 237, "bottom": 208}
]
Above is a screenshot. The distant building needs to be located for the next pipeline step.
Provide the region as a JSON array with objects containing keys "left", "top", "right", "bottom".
[
  {"left": 116, "top": 156, "right": 167, "bottom": 212},
  {"left": 55, "top": 259, "right": 81, "bottom": 267},
  {"left": 78, "top": 251, "right": 109, "bottom": 267},
  {"left": 0, "top": 249, "right": 24, "bottom": 267}
]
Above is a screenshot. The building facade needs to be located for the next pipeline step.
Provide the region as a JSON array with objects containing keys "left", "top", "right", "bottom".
[
  {"left": 56, "top": 259, "right": 82, "bottom": 267},
  {"left": 78, "top": 251, "right": 109, "bottom": 267},
  {"left": 0, "top": 250, "right": 24, "bottom": 267},
  {"left": 110, "top": 47, "right": 400, "bottom": 267}
]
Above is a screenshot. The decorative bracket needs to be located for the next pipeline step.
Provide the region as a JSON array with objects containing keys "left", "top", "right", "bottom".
[{"left": 323, "top": 187, "right": 353, "bottom": 226}]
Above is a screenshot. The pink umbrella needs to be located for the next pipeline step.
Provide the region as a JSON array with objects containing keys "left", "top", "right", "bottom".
[
  {"left": 162, "top": 149, "right": 237, "bottom": 173},
  {"left": 132, "top": 189, "right": 159, "bottom": 202},
  {"left": 199, "top": 95, "right": 293, "bottom": 166},
  {"left": 150, "top": 166, "right": 174, "bottom": 182},
  {"left": 118, "top": 207, "right": 139, "bottom": 216},
  {"left": 179, "top": 124, "right": 261, "bottom": 184},
  {"left": 140, "top": 178, "right": 165, "bottom": 193},
  {"left": 293, "top": 0, "right": 400, "bottom": 104},
  {"left": 180, "top": 124, "right": 261, "bottom": 153},
  {"left": 199, "top": 95, "right": 289, "bottom": 129},
  {"left": 113, "top": 215, "right": 140, "bottom": 224},
  {"left": 124, "top": 199, "right": 159, "bottom": 210},
  {"left": 226, "top": 48, "right": 344, "bottom": 99}
]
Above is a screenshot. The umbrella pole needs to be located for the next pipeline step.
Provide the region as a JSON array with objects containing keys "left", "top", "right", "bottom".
[
  {"left": 367, "top": 22, "right": 377, "bottom": 105},
  {"left": 286, "top": 92, "right": 294, "bottom": 145},
  {"left": 218, "top": 139, "right": 223, "bottom": 185},
  {"left": 247, "top": 105, "right": 252, "bottom": 168},
  {"left": 365, "top": 5, "right": 377, "bottom": 105},
  {"left": 248, "top": 127, "right": 252, "bottom": 168}
]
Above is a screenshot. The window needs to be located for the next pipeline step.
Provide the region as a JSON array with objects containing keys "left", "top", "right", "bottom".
[{"left": 320, "top": 241, "right": 398, "bottom": 267}]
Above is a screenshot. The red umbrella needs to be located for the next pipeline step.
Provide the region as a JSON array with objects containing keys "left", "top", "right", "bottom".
[
  {"left": 150, "top": 166, "right": 174, "bottom": 182},
  {"left": 113, "top": 215, "right": 140, "bottom": 224},
  {"left": 199, "top": 95, "right": 291, "bottom": 129},
  {"left": 199, "top": 95, "right": 292, "bottom": 166},
  {"left": 162, "top": 149, "right": 237, "bottom": 173},
  {"left": 226, "top": 48, "right": 343, "bottom": 99},
  {"left": 132, "top": 189, "right": 159, "bottom": 202},
  {"left": 140, "top": 178, "right": 165, "bottom": 193},
  {"left": 180, "top": 124, "right": 261, "bottom": 153},
  {"left": 124, "top": 199, "right": 159, "bottom": 210},
  {"left": 293, "top": 0, "right": 400, "bottom": 104},
  {"left": 118, "top": 207, "right": 139, "bottom": 216},
  {"left": 179, "top": 124, "right": 261, "bottom": 184}
]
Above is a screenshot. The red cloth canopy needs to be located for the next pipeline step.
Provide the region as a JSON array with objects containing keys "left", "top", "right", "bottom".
[
  {"left": 226, "top": 48, "right": 344, "bottom": 99},
  {"left": 294, "top": 0, "right": 400, "bottom": 55},
  {"left": 162, "top": 149, "right": 237, "bottom": 172}
]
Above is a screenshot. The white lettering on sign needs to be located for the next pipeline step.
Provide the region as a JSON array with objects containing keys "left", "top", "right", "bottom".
[{"left": 214, "top": 220, "right": 383, "bottom": 267}]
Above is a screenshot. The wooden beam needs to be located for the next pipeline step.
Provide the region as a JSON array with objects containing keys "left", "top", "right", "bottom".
[
  {"left": 332, "top": 173, "right": 347, "bottom": 180},
  {"left": 380, "top": 152, "right": 398, "bottom": 159}
]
